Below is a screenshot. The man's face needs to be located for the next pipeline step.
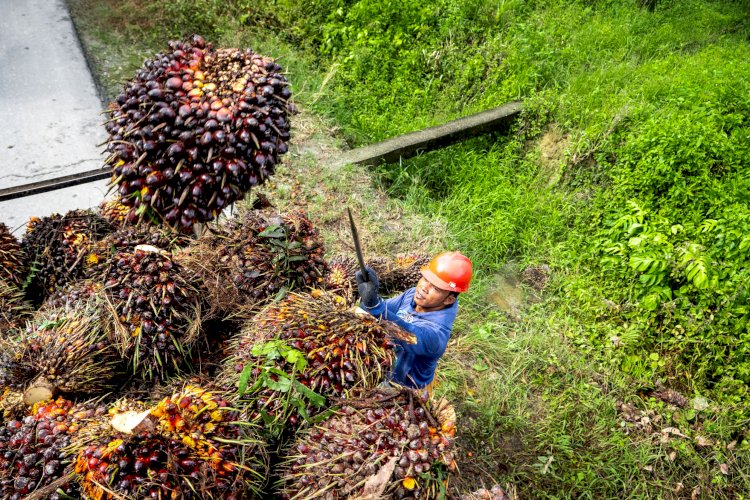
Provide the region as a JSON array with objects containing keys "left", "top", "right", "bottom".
[{"left": 414, "top": 276, "right": 455, "bottom": 312}]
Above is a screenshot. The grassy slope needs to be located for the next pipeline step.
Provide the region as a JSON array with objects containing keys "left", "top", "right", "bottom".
[{"left": 67, "top": 0, "right": 750, "bottom": 497}]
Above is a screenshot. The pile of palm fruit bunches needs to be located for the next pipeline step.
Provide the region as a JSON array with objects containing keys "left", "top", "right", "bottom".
[{"left": 0, "top": 34, "right": 457, "bottom": 499}]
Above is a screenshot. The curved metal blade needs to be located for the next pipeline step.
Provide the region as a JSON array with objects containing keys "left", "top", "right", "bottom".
[{"left": 347, "top": 207, "right": 369, "bottom": 282}]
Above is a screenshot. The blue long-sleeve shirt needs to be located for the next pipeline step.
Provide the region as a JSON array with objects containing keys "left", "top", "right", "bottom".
[{"left": 362, "top": 288, "right": 458, "bottom": 389}]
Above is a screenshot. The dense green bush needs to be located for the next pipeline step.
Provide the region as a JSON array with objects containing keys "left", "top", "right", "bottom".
[{"left": 580, "top": 49, "right": 750, "bottom": 402}]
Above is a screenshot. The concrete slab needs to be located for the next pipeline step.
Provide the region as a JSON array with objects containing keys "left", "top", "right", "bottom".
[
  {"left": 0, "top": 0, "right": 109, "bottom": 230},
  {"left": 336, "top": 101, "right": 522, "bottom": 167}
]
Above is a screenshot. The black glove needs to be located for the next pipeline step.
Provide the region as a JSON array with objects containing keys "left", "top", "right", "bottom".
[{"left": 355, "top": 266, "right": 380, "bottom": 308}]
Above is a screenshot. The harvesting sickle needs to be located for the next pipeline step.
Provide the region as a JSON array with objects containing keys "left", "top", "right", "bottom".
[{"left": 347, "top": 206, "right": 369, "bottom": 282}]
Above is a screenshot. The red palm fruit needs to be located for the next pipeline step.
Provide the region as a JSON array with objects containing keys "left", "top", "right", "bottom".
[{"left": 0, "top": 397, "right": 106, "bottom": 499}]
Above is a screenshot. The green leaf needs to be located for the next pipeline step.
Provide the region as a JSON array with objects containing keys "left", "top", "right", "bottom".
[
  {"left": 237, "top": 366, "right": 252, "bottom": 396},
  {"left": 274, "top": 286, "right": 290, "bottom": 302},
  {"left": 258, "top": 225, "right": 285, "bottom": 238},
  {"left": 640, "top": 273, "right": 663, "bottom": 287},
  {"left": 630, "top": 255, "right": 658, "bottom": 273},
  {"left": 642, "top": 294, "right": 660, "bottom": 311},
  {"left": 627, "top": 223, "right": 644, "bottom": 236},
  {"left": 685, "top": 258, "right": 709, "bottom": 289},
  {"left": 297, "top": 405, "right": 311, "bottom": 422},
  {"left": 38, "top": 318, "right": 66, "bottom": 331},
  {"left": 283, "top": 349, "right": 308, "bottom": 372},
  {"left": 628, "top": 236, "right": 643, "bottom": 248},
  {"left": 293, "top": 380, "right": 326, "bottom": 407},
  {"left": 251, "top": 341, "right": 281, "bottom": 360},
  {"left": 310, "top": 407, "right": 336, "bottom": 423},
  {"left": 699, "top": 219, "right": 718, "bottom": 233},
  {"left": 260, "top": 410, "right": 276, "bottom": 425},
  {"left": 472, "top": 360, "right": 489, "bottom": 372},
  {"left": 266, "top": 375, "right": 292, "bottom": 393}
]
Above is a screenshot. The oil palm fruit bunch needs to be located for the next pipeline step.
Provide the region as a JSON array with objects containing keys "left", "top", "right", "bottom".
[
  {"left": 150, "top": 385, "right": 262, "bottom": 471},
  {"left": 0, "top": 223, "right": 26, "bottom": 286},
  {"left": 0, "top": 280, "right": 31, "bottom": 334},
  {"left": 21, "top": 210, "right": 113, "bottom": 303},
  {"left": 0, "top": 298, "right": 121, "bottom": 406},
  {"left": 84, "top": 225, "right": 192, "bottom": 280},
  {"left": 74, "top": 386, "right": 265, "bottom": 499},
  {"left": 0, "top": 397, "right": 106, "bottom": 500},
  {"left": 322, "top": 255, "right": 358, "bottom": 305},
  {"left": 368, "top": 253, "right": 430, "bottom": 296},
  {"left": 184, "top": 209, "right": 327, "bottom": 316},
  {"left": 104, "top": 34, "right": 295, "bottom": 234},
  {"left": 101, "top": 247, "right": 202, "bottom": 380},
  {"left": 223, "top": 291, "right": 396, "bottom": 430},
  {"left": 281, "top": 388, "right": 457, "bottom": 499}
]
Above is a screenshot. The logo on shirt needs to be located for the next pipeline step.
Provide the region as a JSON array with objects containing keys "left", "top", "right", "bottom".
[{"left": 397, "top": 309, "right": 415, "bottom": 323}]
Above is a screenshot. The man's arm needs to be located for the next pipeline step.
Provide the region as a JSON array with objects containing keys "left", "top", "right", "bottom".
[{"left": 380, "top": 313, "right": 446, "bottom": 357}]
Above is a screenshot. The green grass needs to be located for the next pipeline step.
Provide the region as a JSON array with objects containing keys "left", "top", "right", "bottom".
[{"left": 67, "top": 0, "right": 750, "bottom": 496}]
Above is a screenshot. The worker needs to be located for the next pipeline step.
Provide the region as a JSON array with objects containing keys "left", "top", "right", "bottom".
[{"left": 356, "top": 251, "right": 473, "bottom": 390}]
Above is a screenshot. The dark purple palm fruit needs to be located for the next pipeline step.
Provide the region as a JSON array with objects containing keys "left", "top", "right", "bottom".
[{"left": 104, "top": 35, "right": 295, "bottom": 234}]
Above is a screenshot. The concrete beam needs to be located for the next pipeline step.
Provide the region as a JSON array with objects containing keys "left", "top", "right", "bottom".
[
  {"left": 337, "top": 100, "right": 522, "bottom": 167},
  {"left": 0, "top": 168, "right": 110, "bottom": 202}
]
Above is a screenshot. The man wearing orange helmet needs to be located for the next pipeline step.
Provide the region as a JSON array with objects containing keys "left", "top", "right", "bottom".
[{"left": 356, "top": 251, "right": 473, "bottom": 389}]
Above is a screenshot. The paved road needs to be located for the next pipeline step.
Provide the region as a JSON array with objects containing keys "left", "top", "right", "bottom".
[{"left": 0, "top": 0, "right": 109, "bottom": 233}]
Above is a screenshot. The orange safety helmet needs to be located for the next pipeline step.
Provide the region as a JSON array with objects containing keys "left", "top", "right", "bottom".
[{"left": 420, "top": 251, "right": 473, "bottom": 293}]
